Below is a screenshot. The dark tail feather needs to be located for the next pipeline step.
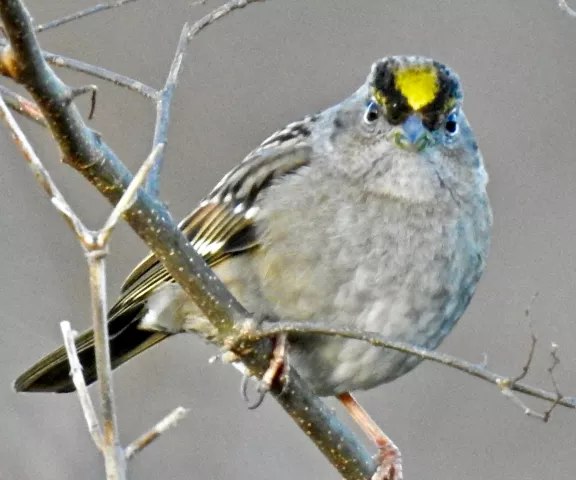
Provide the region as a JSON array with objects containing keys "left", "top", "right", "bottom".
[{"left": 14, "top": 305, "right": 170, "bottom": 393}]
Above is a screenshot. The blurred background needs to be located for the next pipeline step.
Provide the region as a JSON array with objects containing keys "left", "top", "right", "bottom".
[{"left": 1, "top": 0, "right": 575, "bottom": 478}]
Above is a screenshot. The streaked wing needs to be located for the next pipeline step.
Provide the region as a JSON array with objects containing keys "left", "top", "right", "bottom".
[
  {"left": 13, "top": 117, "right": 315, "bottom": 393},
  {"left": 112, "top": 121, "right": 314, "bottom": 318}
]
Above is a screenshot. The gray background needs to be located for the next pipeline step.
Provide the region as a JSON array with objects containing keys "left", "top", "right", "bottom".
[{"left": 1, "top": 0, "right": 575, "bottom": 478}]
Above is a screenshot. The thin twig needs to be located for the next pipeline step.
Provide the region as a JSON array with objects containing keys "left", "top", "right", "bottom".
[
  {"left": 146, "top": 0, "right": 265, "bottom": 195},
  {"left": 510, "top": 292, "right": 539, "bottom": 384},
  {"left": 509, "top": 333, "right": 537, "bottom": 384},
  {"left": 493, "top": 292, "right": 552, "bottom": 419},
  {"left": 236, "top": 322, "right": 576, "bottom": 411},
  {"left": 0, "top": 38, "right": 157, "bottom": 98},
  {"left": 558, "top": 0, "right": 576, "bottom": 17},
  {"left": 497, "top": 341, "right": 565, "bottom": 422},
  {"left": 60, "top": 321, "right": 104, "bottom": 451},
  {"left": 125, "top": 407, "right": 189, "bottom": 460},
  {"left": 42, "top": 50, "right": 158, "bottom": 99},
  {"left": 87, "top": 247, "right": 126, "bottom": 480},
  {"left": 543, "top": 343, "right": 564, "bottom": 422},
  {"left": 81, "top": 143, "right": 170, "bottom": 480},
  {"left": 99, "top": 142, "right": 164, "bottom": 245},
  {"left": 0, "top": 94, "right": 83, "bottom": 237},
  {"left": 35, "top": 0, "right": 141, "bottom": 33},
  {"left": 0, "top": 75, "right": 169, "bottom": 480},
  {"left": 69, "top": 84, "right": 98, "bottom": 120},
  {"left": 0, "top": 90, "right": 126, "bottom": 479},
  {"left": 146, "top": 22, "right": 187, "bottom": 196},
  {"left": 2, "top": 81, "right": 203, "bottom": 476},
  {"left": 0, "top": 84, "right": 45, "bottom": 126}
]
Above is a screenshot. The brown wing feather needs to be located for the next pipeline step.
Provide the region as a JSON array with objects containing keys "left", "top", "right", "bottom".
[
  {"left": 14, "top": 121, "right": 313, "bottom": 393},
  {"left": 117, "top": 139, "right": 312, "bottom": 316}
]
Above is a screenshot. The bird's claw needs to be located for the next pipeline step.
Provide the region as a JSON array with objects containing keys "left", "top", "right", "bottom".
[
  {"left": 372, "top": 442, "right": 403, "bottom": 480},
  {"left": 240, "top": 333, "right": 289, "bottom": 409}
]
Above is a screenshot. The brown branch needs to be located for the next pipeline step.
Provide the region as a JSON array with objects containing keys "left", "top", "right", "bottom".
[{"left": 35, "top": 0, "right": 142, "bottom": 33}]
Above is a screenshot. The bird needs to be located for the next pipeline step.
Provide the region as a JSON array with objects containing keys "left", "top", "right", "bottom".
[{"left": 14, "top": 56, "right": 492, "bottom": 480}]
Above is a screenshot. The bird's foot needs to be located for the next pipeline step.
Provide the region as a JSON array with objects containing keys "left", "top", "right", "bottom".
[
  {"left": 337, "top": 392, "right": 403, "bottom": 480},
  {"left": 372, "top": 438, "right": 403, "bottom": 480},
  {"left": 242, "top": 332, "right": 289, "bottom": 409}
]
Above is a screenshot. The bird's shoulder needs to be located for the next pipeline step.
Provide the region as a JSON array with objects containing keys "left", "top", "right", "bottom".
[{"left": 114, "top": 116, "right": 318, "bottom": 311}]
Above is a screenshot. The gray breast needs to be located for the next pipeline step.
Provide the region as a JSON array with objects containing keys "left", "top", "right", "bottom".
[{"left": 252, "top": 168, "right": 489, "bottom": 396}]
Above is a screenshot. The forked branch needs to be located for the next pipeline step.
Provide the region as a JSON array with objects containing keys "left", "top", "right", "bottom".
[{"left": 0, "top": 1, "right": 378, "bottom": 479}]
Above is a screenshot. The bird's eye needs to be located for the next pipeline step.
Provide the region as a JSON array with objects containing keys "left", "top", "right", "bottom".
[
  {"left": 445, "top": 112, "right": 459, "bottom": 136},
  {"left": 363, "top": 101, "right": 380, "bottom": 123}
]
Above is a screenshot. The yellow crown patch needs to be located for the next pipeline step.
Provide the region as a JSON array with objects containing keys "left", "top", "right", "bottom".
[{"left": 394, "top": 65, "right": 439, "bottom": 111}]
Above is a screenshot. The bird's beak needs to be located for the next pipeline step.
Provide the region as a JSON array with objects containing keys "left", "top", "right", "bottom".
[{"left": 389, "top": 114, "right": 429, "bottom": 152}]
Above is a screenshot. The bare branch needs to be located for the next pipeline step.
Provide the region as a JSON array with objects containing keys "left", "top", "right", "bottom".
[
  {"left": 510, "top": 333, "right": 537, "bottom": 385},
  {"left": 542, "top": 343, "right": 564, "bottom": 422},
  {"left": 0, "top": 88, "right": 125, "bottom": 478},
  {"left": 558, "top": 0, "right": 576, "bottom": 17},
  {"left": 69, "top": 84, "right": 98, "bottom": 120},
  {"left": 1, "top": 40, "right": 156, "bottom": 99},
  {"left": 0, "top": 84, "right": 45, "bottom": 126},
  {"left": 60, "top": 321, "right": 104, "bottom": 451},
  {"left": 99, "top": 142, "right": 164, "bottom": 245},
  {"left": 1, "top": 87, "right": 181, "bottom": 477},
  {"left": 125, "top": 407, "right": 189, "bottom": 460},
  {"left": 147, "top": 0, "right": 265, "bottom": 195},
  {"left": 35, "top": 0, "right": 141, "bottom": 33},
  {"left": 146, "top": 23, "right": 187, "bottom": 196},
  {"left": 0, "top": 94, "right": 86, "bottom": 238},
  {"left": 497, "top": 341, "right": 565, "bottom": 422},
  {"left": 510, "top": 293, "right": 539, "bottom": 384},
  {"left": 86, "top": 247, "right": 126, "bottom": 480},
  {"left": 42, "top": 50, "right": 157, "bottom": 98},
  {"left": 237, "top": 322, "right": 576, "bottom": 411}
]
